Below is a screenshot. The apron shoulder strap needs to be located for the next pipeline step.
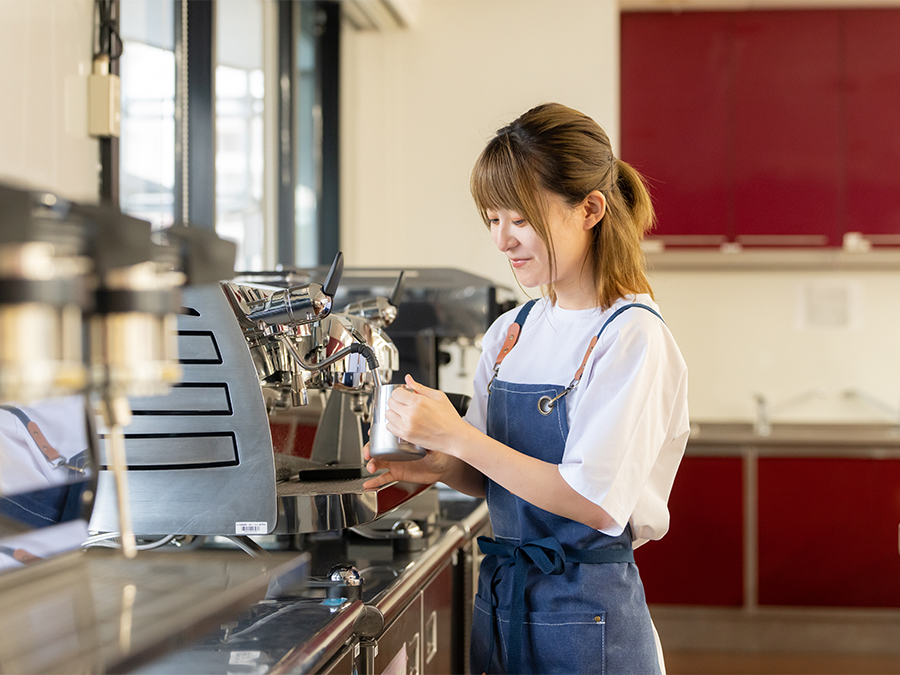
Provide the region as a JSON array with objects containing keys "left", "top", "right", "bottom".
[
  {"left": 538, "top": 302, "right": 666, "bottom": 413},
  {"left": 487, "top": 300, "right": 537, "bottom": 392},
  {"left": 493, "top": 300, "right": 537, "bottom": 368},
  {"left": 0, "top": 405, "right": 64, "bottom": 464},
  {"left": 573, "top": 302, "right": 665, "bottom": 380}
]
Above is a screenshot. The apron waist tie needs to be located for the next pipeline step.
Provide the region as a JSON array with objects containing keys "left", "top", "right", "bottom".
[{"left": 476, "top": 535, "right": 635, "bottom": 675}]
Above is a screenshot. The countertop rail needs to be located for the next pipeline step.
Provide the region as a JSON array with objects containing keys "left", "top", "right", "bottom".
[
  {"left": 267, "top": 600, "right": 364, "bottom": 675},
  {"left": 370, "top": 523, "right": 468, "bottom": 627}
]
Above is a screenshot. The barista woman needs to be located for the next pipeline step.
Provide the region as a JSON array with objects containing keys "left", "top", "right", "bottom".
[{"left": 363, "top": 103, "right": 689, "bottom": 674}]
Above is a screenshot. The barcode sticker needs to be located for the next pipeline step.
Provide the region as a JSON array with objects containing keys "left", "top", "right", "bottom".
[
  {"left": 235, "top": 522, "right": 268, "bottom": 535},
  {"left": 229, "top": 651, "right": 261, "bottom": 665}
]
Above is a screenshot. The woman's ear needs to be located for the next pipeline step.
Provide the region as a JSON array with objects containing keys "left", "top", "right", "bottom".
[{"left": 582, "top": 191, "right": 606, "bottom": 230}]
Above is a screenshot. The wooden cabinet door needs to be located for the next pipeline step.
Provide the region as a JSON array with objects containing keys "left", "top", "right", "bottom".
[{"left": 635, "top": 456, "right": 745, "bottom": 606}]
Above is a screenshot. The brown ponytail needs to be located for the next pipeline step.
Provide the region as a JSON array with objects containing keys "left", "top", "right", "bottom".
[{"left": 471, "top": 103, "right": 655, "bottom": 310}]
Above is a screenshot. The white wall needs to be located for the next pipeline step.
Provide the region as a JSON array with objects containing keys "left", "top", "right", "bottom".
[
  {"left": 4, "top": 0, "right": 896, "bottom": 425},
  {"left": 0, "top": 0, "right": 99, "bottom": 201},
  {"left": 650, "top": 268, "right": 900, "bottom": 423},
  {"left": 340, "top": 0, "right": 621, "bottom": 288},
  {"left": 341, "top": 0, "right": 900, "bottom": 424}
]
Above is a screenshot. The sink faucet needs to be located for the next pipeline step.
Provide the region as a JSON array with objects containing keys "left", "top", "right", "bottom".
[
  {"left": 753, "top": 387, "right": 829, "bottom": 436},
  {"left": 842, "top": 389, "right": 900, "bottom": 428},
  {"left": 754, "top": 394, "right": 770, "bottom": 437}
]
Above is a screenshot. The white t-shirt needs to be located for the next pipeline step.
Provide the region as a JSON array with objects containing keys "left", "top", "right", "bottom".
[{"left": 464, "top": 294, "right": 690, "bottom": 548}]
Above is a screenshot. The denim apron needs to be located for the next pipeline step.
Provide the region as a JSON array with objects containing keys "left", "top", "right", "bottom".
[{"left": 471, "top": 300, "right": 663, "bottom": 675}]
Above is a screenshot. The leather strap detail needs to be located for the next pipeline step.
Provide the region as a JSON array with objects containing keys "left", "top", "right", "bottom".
[
  {"left": 493, "top": 322, "right": 521, "bottom": 369},
  {"left": 573, "top": 335, "right": 599, "bottom": 382},
  {"left": 26, "top": 421, "right": 61, "bottom": 463},
  {"left": 1, "top": 406, "right": 63, "bottom": 465},
  {"left": 14, "top": 548, "right": 42, "bottom": 564}
]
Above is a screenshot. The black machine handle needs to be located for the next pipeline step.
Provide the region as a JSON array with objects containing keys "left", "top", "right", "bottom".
[
  {"left": 322, "top": 251, "right": 344, "bottom": 298},
  {"left": 389, "top": 270, "right": 405, "bottom": 307}
]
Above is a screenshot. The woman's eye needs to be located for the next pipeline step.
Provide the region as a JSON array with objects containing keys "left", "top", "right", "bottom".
[
  {"left": 513, "top": 219, "right": 525, "bottom": 226},
  {"left": 488, "top": 219, "right": 499, "bottom": 226}
]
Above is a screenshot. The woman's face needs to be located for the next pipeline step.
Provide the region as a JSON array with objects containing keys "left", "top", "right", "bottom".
[{"left": 487, "top": 192, "right": 596, "bottom": 308}]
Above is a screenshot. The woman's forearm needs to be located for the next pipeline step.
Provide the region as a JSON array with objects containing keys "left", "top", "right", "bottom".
[
  {"left": 452, "top": 424, "right": 615, "bottom": 531},
  {"left": 439, "top": 454, "right": 487, "bottom": 497}
]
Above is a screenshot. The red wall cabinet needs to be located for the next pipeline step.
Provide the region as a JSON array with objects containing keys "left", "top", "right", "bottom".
[
  {"left": 845, "top": 11, "right": 900, "bottom": 243},
  {"left": 635, "top": 456, "right": 744, "bottom": 606},
  {"left": 731, "top": 12, "right": 842, "bottom": 247},
  {"left": 621, "top": 12, "right": 733, "bottom": 246},
  {"left": 622, "top": 9, "right": 900, "bottom": 248}
]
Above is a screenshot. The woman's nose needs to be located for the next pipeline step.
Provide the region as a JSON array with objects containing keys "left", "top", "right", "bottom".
[{"left": 492, "top": 221, "right": 517, "bottom": 251}]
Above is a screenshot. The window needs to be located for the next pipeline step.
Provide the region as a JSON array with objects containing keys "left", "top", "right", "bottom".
[
  {"left": 115, "top": 0, "right": 338, "bottom": 269},
  {"left": 118, "top": 0, "right": 175, "bottom": 229},
  {"left": 216, "top": 0, "right": 267, "bottom": 270}
]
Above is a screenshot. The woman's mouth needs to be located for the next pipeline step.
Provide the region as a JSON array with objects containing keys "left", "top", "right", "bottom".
[{"left": 510, "top": 258, "right": 529, "bottom": 268}]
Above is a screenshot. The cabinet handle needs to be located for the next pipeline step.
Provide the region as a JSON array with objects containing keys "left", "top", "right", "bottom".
[
  {"left": 408, "top": 632, "right": 420, "bottom": 675},
  {"left": 425, "top": 610, "right": 438, "bottom": 664}
]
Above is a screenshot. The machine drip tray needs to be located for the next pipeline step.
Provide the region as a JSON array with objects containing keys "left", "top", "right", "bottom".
[{"left": 274, "top": 474, "right": 432, "bottom": 535}]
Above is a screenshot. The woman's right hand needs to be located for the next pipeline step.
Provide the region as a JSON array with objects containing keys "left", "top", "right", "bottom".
[{"left": 362, "top": 441, "right": 452, "bottom": 489}]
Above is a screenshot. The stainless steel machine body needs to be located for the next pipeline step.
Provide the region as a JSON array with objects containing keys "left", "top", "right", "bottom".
[
  {"left": 90, "top": 267, "right": 419, "bottom": 538},
  {"left": 90, "top": 283, "right": 280, "bottom": 536}
]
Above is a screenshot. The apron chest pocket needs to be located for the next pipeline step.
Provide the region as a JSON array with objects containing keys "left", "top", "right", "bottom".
[{"left": 472, "top": 593, "right": 607, "bottom": 675}]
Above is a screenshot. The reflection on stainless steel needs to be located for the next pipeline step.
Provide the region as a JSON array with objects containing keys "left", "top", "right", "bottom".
[
  {"left": 265, "top": 599, "right": 365, "bottom": 675},
  {"left": 0, "top": 548, "right": 305, "bottom": 674},
  {"left": 120, "top": 582, "right": 137, "bottom": 653},
  {"left": 274, "top": 475, "right": 432, "bottom": 534},
  {"left": 0, "top": 180, "right": 235, "bottom": 567},
  {"left": 121, "top": 497, "right": 490, "bottom": 675}
]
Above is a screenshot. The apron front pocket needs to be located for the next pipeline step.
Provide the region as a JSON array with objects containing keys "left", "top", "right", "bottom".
[{"left": 472, "top": 593, "right": 607, "bottom": 675}]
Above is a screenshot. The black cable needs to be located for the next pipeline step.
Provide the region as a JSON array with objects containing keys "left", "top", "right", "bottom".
[{"left": 94, "top": 0, "right": 123, "bottom": 61}]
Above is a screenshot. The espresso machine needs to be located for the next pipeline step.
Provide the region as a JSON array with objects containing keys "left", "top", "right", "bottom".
[{"left": 88, "top": 258, "right": 430, "bottom": 540}]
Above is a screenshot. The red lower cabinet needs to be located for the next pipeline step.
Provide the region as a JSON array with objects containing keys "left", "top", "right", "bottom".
[
  {"left": 757, "top": 457, "right": 900, "bottom": 607},
  {"left": 636, "top": 456, "right": 744, "bottom": 606}
]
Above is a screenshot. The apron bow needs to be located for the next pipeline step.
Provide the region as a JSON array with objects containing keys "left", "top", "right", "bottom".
[
  {"left": 477, "top": 535, "right": 634, "bottom": 674},
  {"left": 477, "top": 536, "right": 567, "bottom": 675}
]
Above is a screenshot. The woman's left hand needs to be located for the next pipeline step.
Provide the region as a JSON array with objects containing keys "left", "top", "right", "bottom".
[{"left": 384, "top": 374, "right": 470, "bottom": 456}]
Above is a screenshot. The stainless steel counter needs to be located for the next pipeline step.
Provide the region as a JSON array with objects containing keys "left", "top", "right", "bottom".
[
  {"left": 688, "top": 422, "right": 900, "bottom": 451},
  {"left": 0, "top": 548, "right": 308, "bottom": 674},
  {"left": 134, "top": 493, "right": 490, "bottom": 675}
]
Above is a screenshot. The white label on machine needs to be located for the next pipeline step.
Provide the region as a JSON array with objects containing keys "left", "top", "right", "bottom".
[
  {"left": 229, "top": 651, "right": 261, "bottom": 665},
  {"left": 235, "top": 522, "right": 268, "bottom": 535}
]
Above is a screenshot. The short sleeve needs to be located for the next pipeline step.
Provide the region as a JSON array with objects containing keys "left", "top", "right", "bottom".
[{"left": 557, "top": 312, "right": 689, "bottom": 539}]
